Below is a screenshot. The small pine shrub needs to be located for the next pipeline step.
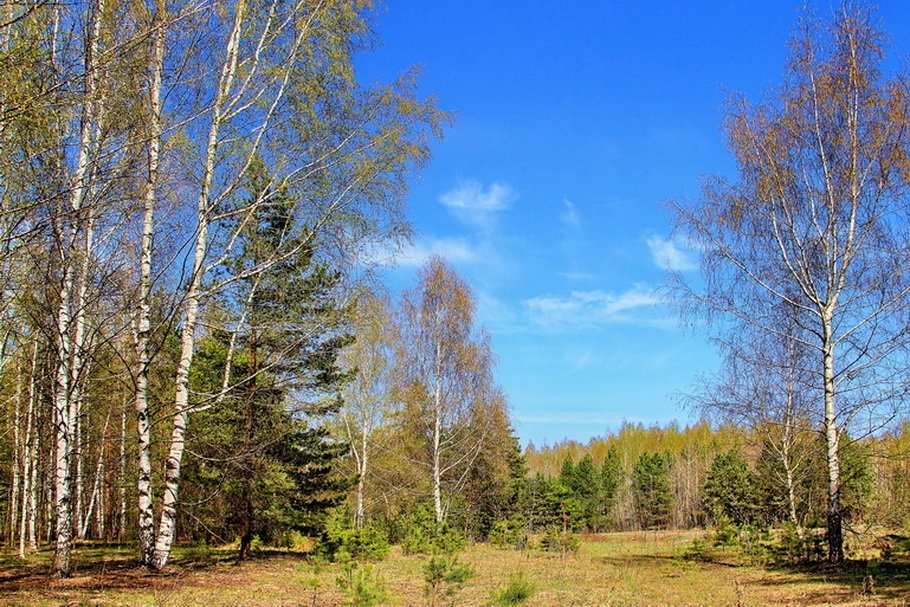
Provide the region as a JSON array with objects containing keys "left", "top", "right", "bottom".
[
  {"left": 489, "top": 516, "right": 530, "bottom": 550},
  {"left": 491, "top": 571, "right": 536, "bottom": 606},
  {"left": 540, "top": 525, "right": 579, "bottom": 555},
  {"left": 422, "top": 555, "right": 474, "bottom": 606},
  {"left": 319, "top": 510, "right": 390, "bottom": 561},
  {"left": 401, "top": 507, "right": 466, "bottom": 555},
  {"left": 336, "top": 562, "right": 389, "bottom": 606}
]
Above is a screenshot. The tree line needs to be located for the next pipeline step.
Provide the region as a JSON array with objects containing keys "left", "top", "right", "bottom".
[{"left": 523, "top": 421, "right": 910, "bottom": 541}]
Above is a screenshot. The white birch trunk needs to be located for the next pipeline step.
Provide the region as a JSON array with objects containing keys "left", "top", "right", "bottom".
[
  {"left": 822, "top": 311, "right": 843, "bottom": 563},
  {"left": 54, "top": 0, "right": 104, "bottom": 576},
  {"left": 432, "top": 339, "right": 443, "bottom": 524},
  {"left": 9, "top": 366, "right": 21, "bottom": 545},
  {"left": 355, "top": 426, "right": 368, "bottom": 529},
  {"left": 151, "top": 0, "right": 247, "bottom": 570},
  {"left": 134, "top": 0, "right": 165, "bottom": 566},
  {"left": 119, "top": 401, "right": 126, "bottom": 542},
  {"left": 26, "top": 343, "right": 39, "bottom": 552}
]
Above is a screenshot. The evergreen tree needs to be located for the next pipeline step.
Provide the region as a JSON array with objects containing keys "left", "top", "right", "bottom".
[
  {"left": 632, "top": 453, "right": 672, "bottom": 529},
  {"left": 702, "top": 451, "right": 759, "bottom": 526},
  {"left": 600, "top": 447, "right": 623, "bottom": 529},
  {"left": 182, "top": 162, "right": 355, "bottom": 557}
]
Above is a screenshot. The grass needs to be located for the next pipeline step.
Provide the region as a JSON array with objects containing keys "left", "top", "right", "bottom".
[{"left": 1, "top": 531, "right": 908, "bottom": 606}]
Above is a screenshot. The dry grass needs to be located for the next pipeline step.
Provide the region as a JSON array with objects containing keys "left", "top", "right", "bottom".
[{"left": 1, "top": 531, "right": 908, "bottom": 606}]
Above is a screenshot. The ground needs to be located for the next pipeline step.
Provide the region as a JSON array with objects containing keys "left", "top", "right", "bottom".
[{"left": 1, "top": 530, "right": 908, "bottom": 606}]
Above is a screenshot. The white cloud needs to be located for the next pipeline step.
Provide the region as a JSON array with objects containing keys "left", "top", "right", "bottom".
[
  {"left": 560, "top": 199, "right": 581, "bottom": 232},
  {"left": 523, "top": 285, "right": 664, "bottom": 329},
  {"left": 362, "top": 237, "right": 477, "bottom": 268},
  {"left": 646, "top": 235, "right": 697, "bottom": 272},
  {"left": 397, "top": 238, "right": 478, "bottom": 267},
  {"left": 439, "top": 180, "right": 516, "bottom": 229}
]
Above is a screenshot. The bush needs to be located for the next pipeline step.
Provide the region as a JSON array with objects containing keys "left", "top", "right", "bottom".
[
  {"left": 400, "top": 507, "right": 466, "bottom": 555},
  {"left": 772, "top": 523, "right": 825, "bottom": 563},
  {"left": 319, "top": 510, "right": 390, "bottom": 561},
  {"left": 489, "top": 516, "right": 530, "bottom": 550},
  {"left": 540, "top": 525, "right": 579, "bottom": 555},
  {"left": 336, "top": 562, "right": 389, "bottom": 606},
  {"left": 491, "top": 571, "right": 536, "bottom": 606},
  {"left": 685, "top": 522, "right": 772, "bottom": 565},
  {"left": 422, "top": 555, "right": 474, "bottom": 606}
]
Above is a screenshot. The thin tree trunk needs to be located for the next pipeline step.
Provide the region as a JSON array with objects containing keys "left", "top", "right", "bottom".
[
  {"left": 134, "top": 0, "right": 165, "bottom": 567},
  {"left": 151, "top": 0, "right": 247, "bottom": 571},
  {"left": 18, "top": 349, "right": 36, "bottom": 557},
  {"left": 822, "top": 315, "right": 843, "bottom": 563},
  {"left": 354, "top": 426, "right": 368, "bottom": 529},
  {"left": 10, "top": 364, "right": 21, "bottom": 544},
  {"left": 53, "top": 0, "right": 106, "bottom": 577},
  {"left": 119, "top": 401, "right": 126, "bottom": 542},
  {"left": 79, "top": 410, "right": 110, "bottom": 539},
  {"left": 238, "top": 327, "right": 258, "bottom": 561},
  {"left": 432, "top": 339, "right": 443, "bottom": 524}
]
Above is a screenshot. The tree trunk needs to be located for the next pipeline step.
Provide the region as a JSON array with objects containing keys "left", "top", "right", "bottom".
[
  {"left": 134, "top": 0, "right": 165, "bottom": 567},
  {"left": 18, "top": 349, "right": 37, "bottom": 557},
  {"left": 354, "top": 427, "right": 368, "bottom": 529},
  {"left": 53, "top": 0, "right": 105, "bottom": 577},
  {"left": 822, "top": 315, "right": 843, "bottom": 563},
  {"left": 150, "top": 0, "right": 247, "bottom": 571},
  {"left": 238, "top": 328, "right": 258, "bottom": 562},
  {"left": 433, "top": 340, "right": 443, "bottom": 525}
]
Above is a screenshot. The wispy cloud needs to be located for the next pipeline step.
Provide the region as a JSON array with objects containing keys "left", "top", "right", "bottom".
[
  {"left": 363, "top": 237, "right": 477, "bottom": 268},
  {"left": 397, "top": 238, "right": 478, "bottom": 267},
  {"left": 560, "top": 199, "right": 581, "bottom": 233},
  {"left": 523, "top": 285, "right": 665, "bottom": 329},
  {"left": 646, "top": 235, "right": 697, "bottom": 272},
  {"left": 439, "top": 180, "right": 516, "bottom": 230}
]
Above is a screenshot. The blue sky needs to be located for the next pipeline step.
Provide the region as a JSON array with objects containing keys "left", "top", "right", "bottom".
[{"left": 356, "top": 1, "right": 910, "bottom": 446}]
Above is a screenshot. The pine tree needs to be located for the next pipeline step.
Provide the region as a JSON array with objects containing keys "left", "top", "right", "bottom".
[{"left": 632, "top": 453, "right": 672, "bottom": 530}]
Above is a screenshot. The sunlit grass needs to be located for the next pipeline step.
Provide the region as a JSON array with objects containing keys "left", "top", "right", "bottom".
[{"left": 1, "top": 531, "right": 908, "bottom": 606}]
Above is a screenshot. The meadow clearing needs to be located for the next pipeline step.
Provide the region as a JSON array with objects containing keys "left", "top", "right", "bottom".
[{"left": 1, "top": 530, "right": 908, "bottom": 606}]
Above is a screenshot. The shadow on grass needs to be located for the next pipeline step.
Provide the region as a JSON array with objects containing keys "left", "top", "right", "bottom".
[
  {"left": 0, "top": 543, "right": 299, "bottom": 596},
  {"left": 596, "top": 552, "right": 742, "bottom": 570},
  {"left": 756, "top": 558, "right": 910, "bottom": 602}
]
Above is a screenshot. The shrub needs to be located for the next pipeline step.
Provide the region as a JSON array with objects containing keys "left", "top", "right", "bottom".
[
  {"left": 422, "top": 555, "right": 474, "bottom": 606},
  {"left": 489, "top": 516, "right": 530, "bottom": 550},
  {"left": 400, "top": 507, "right": 466, "bottom": 555},
  {"left": 491, "top": 571, "right": 536, "bottom": 606},
  {"left": 540, "top": 525, "right": 579, "bottom": 555},
  {"left": 319, "top": 510, "right": 390, "bottom": 561},
  {"left": 336, "top": 562, "right": 389, "bottom": 606}
]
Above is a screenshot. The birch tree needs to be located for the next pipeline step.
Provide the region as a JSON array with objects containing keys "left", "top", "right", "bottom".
[
  {"left": 398, "top": 257, "right": 497, "bottom": 524},
  {"left": 673, "top": 5, "right": 910, "bottom": 562},
  {"left": 337, "top": 291, "right": 398, "bottom": 529}
]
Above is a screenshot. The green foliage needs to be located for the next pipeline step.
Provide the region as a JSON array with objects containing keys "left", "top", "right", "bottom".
[
  {"left": 490, "top": 571, "right": 536, "bottom": 606},
  {"left": 600, "top": 447, "right": 623, "bottom": 527},
  {"left": 770, "top": 523, "right": 825, "bottom": 564},
  {"left": 422, "top": 555, "right": 474, "bottom": 606},
  {"left": 320, "top": 510, "right": 390, "bottom": 561},
  {"left": 703, "top": 451, "right": 760, "bottom": 526},
  {"left": 400, "top": 506, "right": 466, "bottom": 555},
  {"left": 684, "top": 523, "right": 772, "bottom": 566},
  {"left": 336, "top": 562, "right": 390, "bottom": 606},
  {"left": 632, "top": 452, "right": 672, "bottom": 529},
  {"left": 525, "top": 474, "right": 578, "bottom": 532},
  {"left": 540, "top": 525, "right": 579, "bottom": 555},
  {"left": 488, "top": 515, "right": 530, "bottom": 550}
]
